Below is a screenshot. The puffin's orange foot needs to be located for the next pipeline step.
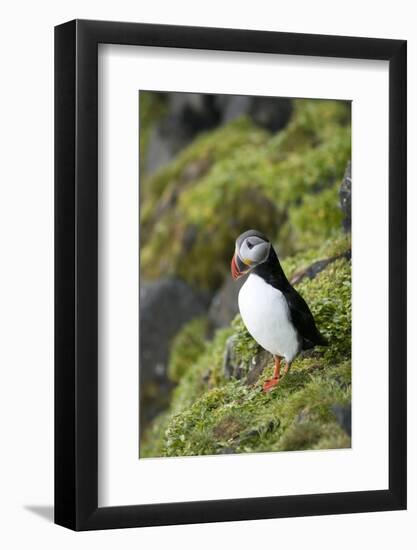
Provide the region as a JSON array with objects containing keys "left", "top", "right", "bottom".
[{"left": 263, "top": 377, "right": 280, "bottom": 393}]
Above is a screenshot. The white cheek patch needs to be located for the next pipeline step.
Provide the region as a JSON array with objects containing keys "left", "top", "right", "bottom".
[{"left": 239, "top": 238, "right": 270, "bottom": 265}]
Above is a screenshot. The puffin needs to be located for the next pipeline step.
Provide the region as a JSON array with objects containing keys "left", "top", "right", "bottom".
[{"left": 231, "top": 229, "right": 327, "bottom": 392}]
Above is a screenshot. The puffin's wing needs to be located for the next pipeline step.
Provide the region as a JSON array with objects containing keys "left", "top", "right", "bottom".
[{"left": 283, "top": 287, "right": 327, "bottom": 347}]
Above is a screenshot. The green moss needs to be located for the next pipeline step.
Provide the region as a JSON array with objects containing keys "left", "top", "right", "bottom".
[
  {"left": 140, "top": 323, "right": 233, "bottom": 458},
  {"left": 139, "top": 410, "right": 170, "bottom": 459},
  {"left": 277, "top": 420, "right": 350, "bottom": 451},
  {"left": 281, "top": 232, "right": 351, "bottom": 277},
  {"left": 229, "top": 315, "right": 262, "bottom": 368},
  {"left": 140, "top": 117, "right": 277, "bottom": 289},
  {"left": 168, "top": 317, "right": 209, "bottom": 383},
  {"left": 140, "top": 236, "right": 351, "bottom": 458},
  {"left": 284, "top": 184, "right": 344, "bottom": 251},
  {"left": 161, "top": 359, "right": 351, "bottom": 456},
  {"left": 140, "top": 116, "right": 268, "bottom": 223},
  {"left": 296, "top": 259, "right": 351, "bottom": 363},
  {"left": 268, "top": 99, "right": 350, "bottom": 156},
  {"left": 140, "top": 100, "right": 351, "bottom": 289}
]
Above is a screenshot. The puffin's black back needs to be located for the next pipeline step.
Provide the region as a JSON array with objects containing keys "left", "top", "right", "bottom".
[
  {"left": 253, "top": 246, "right": 328, "bottom": 349},
  {"left": 282, "top": 286, "right": 328, "bottom": 349}
]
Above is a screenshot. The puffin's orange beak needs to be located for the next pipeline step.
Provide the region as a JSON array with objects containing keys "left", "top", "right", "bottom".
[{"left": 231, "top": 254, "right": 242, "bottom": 280}]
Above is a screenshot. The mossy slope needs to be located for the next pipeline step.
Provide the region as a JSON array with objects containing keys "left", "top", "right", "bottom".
[{"left": 140, "top": 233, "right": 351, "bottom": 458}]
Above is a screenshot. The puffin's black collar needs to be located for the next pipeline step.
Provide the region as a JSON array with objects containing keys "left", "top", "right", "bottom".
[{"left": 252, "top": 247, "right": 290, "bottom": 292}]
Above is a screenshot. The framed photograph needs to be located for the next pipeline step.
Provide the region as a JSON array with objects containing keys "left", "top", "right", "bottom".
[{"left": 55, "top": 19, "right": 406, "bottom": 530}]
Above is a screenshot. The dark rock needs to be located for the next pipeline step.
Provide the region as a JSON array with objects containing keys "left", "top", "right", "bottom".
[
  {"left": 169, "top": 92, "right": 221, "bottom": 133},
  {"left": 145, "top": 92, "right": 294, "bottom": 174},
  {"left": 145, "top": 124, "right": 178, "bottom": 175},
  {"left": 223, "top": 335, "right": 242, "bottom": 379},
  {"left": 145, "top": 93, "right": 221, "bottom": 174},
  {"left": 140, "top": 278, "right": 210, "bottom": 383},
  {"left": 217, "top": 95, "right": 293, "bottom": 132},
  {"left": 245, "top": 351, "right": 271, "bottom": 386},
  {"left": 291, "top": 258, "right": 336, "bottom": 285},
  {"left": 140, "top": 278, "right": 210, "bottom": 426},
  {"left": 209, "top": 276, "right": 245, "bottom": 329},
  {"left": 331, "top": 404, "right": 352, "bottom": 436},
  {"left": 223, "top": 335, "right": 271, "bottom": 384},
  {"left": 290, "top": 250, "right": 351, "bottom": 285},
  {"left": 248, "top": 97, "right": 293, "bottom": 133},
  {"left": 340, "top": 161, "right": 351, "bottom": 232},
  {"left": 181, "top": 224, "right": 198, "bottom": 253},
  {"left": 216, "top": 94, "right": 252, "bottom": 123}
]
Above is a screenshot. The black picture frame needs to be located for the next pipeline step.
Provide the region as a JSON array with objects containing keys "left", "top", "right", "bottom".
[{"left": 55, "top": 19, "right": 407, "bottom": 531}]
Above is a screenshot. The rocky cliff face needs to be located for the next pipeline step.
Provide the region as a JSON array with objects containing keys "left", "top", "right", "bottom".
[
  {"left": 139, "top": 94, "right": 352, "bottom": 454},
  {"left": 139, "top": 278, "right": 211, "bottom": 427}
]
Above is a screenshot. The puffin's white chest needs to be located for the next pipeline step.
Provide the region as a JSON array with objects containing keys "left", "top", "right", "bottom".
[{"left": 238, "top": 274, "right": 300, "bottom": 362}]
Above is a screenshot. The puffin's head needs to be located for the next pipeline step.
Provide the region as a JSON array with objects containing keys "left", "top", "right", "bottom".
[{"left": 231, "top": 229, "right": 271, "bottom": 280}]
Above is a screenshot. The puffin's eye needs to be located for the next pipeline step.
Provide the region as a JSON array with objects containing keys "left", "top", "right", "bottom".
[{"left": 246, "top": 240, "right": 254, "bottom": 249}]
